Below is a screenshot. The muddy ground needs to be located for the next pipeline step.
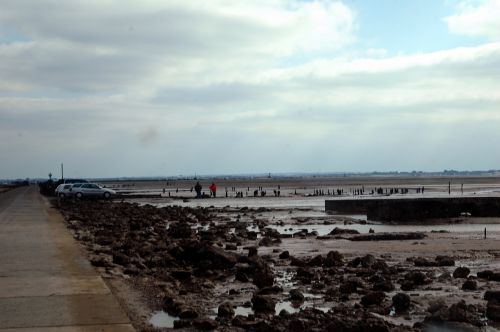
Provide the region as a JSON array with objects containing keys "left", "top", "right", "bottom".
[{"left": 53, "top": 187, "right": 500, "bottom": 332}]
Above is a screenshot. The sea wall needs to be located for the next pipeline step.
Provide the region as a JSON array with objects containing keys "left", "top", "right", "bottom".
[{"left": 325, "top": 197, "right": 500, "bottom": 222}]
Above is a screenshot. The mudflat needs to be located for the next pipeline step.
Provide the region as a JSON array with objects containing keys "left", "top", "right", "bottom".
[{"left": 51, "top": 175, "right": 500, "bottom": 331}]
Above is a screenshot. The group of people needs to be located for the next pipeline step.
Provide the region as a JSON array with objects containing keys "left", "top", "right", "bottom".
[{"left": 194, "top": 181, "right": 217, "bottom": 198}]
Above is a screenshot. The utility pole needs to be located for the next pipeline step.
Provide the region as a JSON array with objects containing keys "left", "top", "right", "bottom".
[
  {"left": 448, "top": 181, "right": 451, "bottom": 195},
  {"left": 61, "top": 163, "right": 64, "bottom": 180}
]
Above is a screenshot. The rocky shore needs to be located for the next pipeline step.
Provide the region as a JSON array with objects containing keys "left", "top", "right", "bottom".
[{"left": 56, "top": 200, "right": 500, "bottom": 331}]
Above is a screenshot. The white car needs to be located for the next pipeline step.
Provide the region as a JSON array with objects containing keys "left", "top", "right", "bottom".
[
  {"left": 55, "top": 184, "right": 74, "bottom": 198},
  {"left": 71, "top": 183, "right": 116, "bottom": 199}
]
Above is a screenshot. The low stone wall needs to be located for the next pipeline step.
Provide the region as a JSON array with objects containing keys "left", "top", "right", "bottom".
[{"left": 325, "top": 197, "right": 500, "bottom": 222}]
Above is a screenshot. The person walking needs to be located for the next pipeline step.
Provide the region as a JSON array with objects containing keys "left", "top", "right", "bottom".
[
  {"left": 194, "top": 181, "right": 202, "bottom": 198},
  {"left": 209, "top": 182, "right": 217, "bottom": 198}
]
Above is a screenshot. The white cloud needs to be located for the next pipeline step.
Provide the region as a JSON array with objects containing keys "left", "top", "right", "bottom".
[
  {"left": 445, "top": 0, "right": 500, "bottom": 40},
  {"left": 1, "top": 1, "right": 500, "bottom": 177}
]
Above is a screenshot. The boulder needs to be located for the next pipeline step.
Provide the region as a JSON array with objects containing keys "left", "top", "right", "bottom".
[
  {"left": 167, "top": 222, "right": 193, "bottom": 238},
  {"left": 435, "top": 255, "right": 455, "bottom": 266},
  {"left": 405, "top": 271, "right": 428, "bottom": 285},
  {"left": 217, "top": 302, "right": 235, "bottom": 318},
  {"left": 413, "top": 257, "right": 437, "bottom": 267},
  {"left": 360, "top": 254, "right": 376, "bottom": 268},
  {"left": 193, "top": 318, "right": 218, "bottom": 330},
  {"left": 361, "top": 291, "right": 386, "bottom": 306},
  {"left": 253, "top": 266, "right": 274, "bottom": 289},
  {"left": 373, "top": 279, "right": 394, "bottom": 292},
  {"left": 453, "top": 267, "right": 470, "bottom": 279},
  {"left": 487, "top": 302, "right": 500, "bottom": 322},
  {"left": 308, "top": 254, "right": 324, "bottom": 267},
  {"left": 324, "top": 250, "right": 343, "bottom": 267},
  {"left": 251, "top": 294, "right": 276, "bottom": 312},
  {"left": 392, "top": 293, "right": 411, "bottom": 312},
  {"left": 279, "top": 251, "right": 290, "bottom": 259},
  {"left": 329, "top": 227, "right": 359, "bottom": 235},
  {"left": 484, "top": 290, "right": 500, "bottom": 303},
  {"left": 461, "top": 280, "right": 477, "bottom": 291},
  {"left": 289, "top": 289, "right": 305, "bottom": 302},
  {"left": 477, "top": 270, "right": 493, "bottom": 280}
]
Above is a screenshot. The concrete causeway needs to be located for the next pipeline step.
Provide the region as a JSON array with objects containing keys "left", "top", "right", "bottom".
[{"left": 0, "top": 186, "right": 135, "bottom": 331}]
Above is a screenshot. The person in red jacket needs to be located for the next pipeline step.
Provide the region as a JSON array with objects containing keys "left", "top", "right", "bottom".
[{"left": 209, "top": 182, "right": 217, "bottom": 198}]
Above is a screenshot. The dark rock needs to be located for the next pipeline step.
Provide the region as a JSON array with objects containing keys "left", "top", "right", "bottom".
[
  {"left": 171, "top": 269, "right": 192, "bottom": 280},
  {"left": 491, "top": 272, "right": 500, "bottom": 282},
  {"left": 167, "top": 222, "right": 193, "bottom": 238},
  {"left": 193, "top": 318, "right": 218, "bottom": 330},
  {"left": 453, "top": 267, "right": 470, "bottom": 279},
  {"left": 323, "top": 250, "right": 343, "bottom": 267},
  {"left": 438, "top": 272, "right": 452, "bottom": 281},
  {"left": 218, "top": 302, "right": 235, "bottom": 318},
  {"left": 487, "top": 302, "right": 500, "bottom": 322},
  {"left": 279, "top": 251, "right": 290, "bottom": 259},
  {"left": 179, "top": 307, "right": 199, "bottom": 319},
  {"left": 405, "top": 271, "right": 428, "bottom": 285},
  {"left": 373, "top": 279, "right": 394, "bottom": 292},
  {"left": 392, "top": 293, "right": 411, "bottom": 312},
  {"left": 257, "top": 285, "right": 283, "bottom": 295},
  {"left": 253, "top": 265, "right": 274, "bottom": 289},
  {"left": 400, "top": 281, "right": 415, "bottom": 291},
  {"left": 162, "top": 296, "right": 184, "bottom": 315},
  {"left": 90, "top": 255, "right": 113, "bottom": 268},
  {"left": 308, "top": 254, "right": 324, "bottom": 267},
  {"left": 413, "top": 257, "right": 437, "bottom": 267},
  {"left": 360, "top": 254, "right": 376, "bottom": 268},
  {"left": 235, "top": 270, "right": 249, "bottom": 282},
  {"left": 251, "top": 294, "right": 276, "bottom": 312},
  {"left": 296, "top": 267, "right": 314, "bottom": 279},
  {"left": 173, "top": 319, "right": 192, "bottom": 328},
  {"left": 448, "top": 300, "right": 482, "bottom": 326},
  {"left": 290, "top": 256, "right": 306, "bottom": 267},
  {"left": 258, "top": 236, "right": 275, "bottom": 247},
  {"left": 484, "top": 290, "right": 500, "bottom": 303},
  {"left": 348, "top": 257, "right": 361, "bottom": 268},
  {"left": 435, "top": 255, "right": 455, "bottom": 266},
  {"left": 351, "top": 232, "right": 426, "bottom": 241},
  {"left": 461, "top": 280, "right": 477, "bottom": 291},
  {"left": 248, "top": 246, "right": 258, "bottom": 257},
  {"left": 112, "top": 252, "right": 131, "bottom": 266},
  {"left": 289, "top": 289, "right": 305, "bottom": 302},
  {"left": 361, "top": 291, "right": 386, "bottom": 306},
  {"left": 477, "top": 270, "right": 493, "bottom": 280},
  {"left": 329, "top": 227, "right": 359, "bottom": 235}
]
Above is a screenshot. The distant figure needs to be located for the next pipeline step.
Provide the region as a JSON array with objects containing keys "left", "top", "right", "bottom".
[
  {"left": 485, "top": 227, "right": 487, "bottom": 239},
  {"left": 194, "top": 182, "right": 202, "bottom": 198},
  {"left": 209, "top": 182, "right": 217, "bottom": 198}
]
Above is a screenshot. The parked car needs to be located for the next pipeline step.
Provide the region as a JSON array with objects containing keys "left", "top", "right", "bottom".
[
  {"left": 55, "top": 183, "right": 74, "bottom": 198},
  {"left": 71, "top": 183, "right": 116, "bottom": 199}
]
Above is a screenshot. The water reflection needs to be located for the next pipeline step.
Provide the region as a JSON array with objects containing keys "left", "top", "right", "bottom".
[{"left": 149, "top": 311, "right": 179, "bottom": 328}]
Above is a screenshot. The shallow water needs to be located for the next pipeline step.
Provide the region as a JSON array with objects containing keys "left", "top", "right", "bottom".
[
  {"left": 149, "top": 311, "right": 179, "bottom": 328},
  {"left": 268, "top": 222, "right": 500, "bottom": 236}
]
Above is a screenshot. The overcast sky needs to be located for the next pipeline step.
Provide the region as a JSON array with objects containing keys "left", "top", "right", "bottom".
[{"left": 1, "top": 0, "right": 500, "bottom": 178}]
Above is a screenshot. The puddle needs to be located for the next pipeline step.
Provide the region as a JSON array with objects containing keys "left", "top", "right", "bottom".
[
  {"left": 275, "top": 301, "right": 330, "bottom": 315},
  {"left": 268, "top": 223, "right": 500, "bottom": 236},
  {"left": 275, "top": 271, "right": 295, "bottom": 288},
  {"left": 211, "top": 305, "right": 254, "bottom": 319},
  {"left": 149, "top": 311, "right": 179, "bottom": 328}
]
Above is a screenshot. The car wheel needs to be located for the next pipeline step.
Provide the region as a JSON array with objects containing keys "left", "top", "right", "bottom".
[
  {"left": 59, "top": 193, "right": 65, "bottom": 198},
  {"left": 76, "top": 192, "right": 83, "bottom": 199},
  {"left": 103, "top": 192, "right": 111, "bottom": 199}
]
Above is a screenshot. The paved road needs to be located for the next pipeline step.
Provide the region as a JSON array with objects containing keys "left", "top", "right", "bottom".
[{"left": 0, "top": 186, "right": 135, "bottom": 331}]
